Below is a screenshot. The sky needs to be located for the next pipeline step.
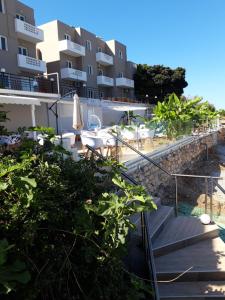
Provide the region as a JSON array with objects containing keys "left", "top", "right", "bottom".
[{"left": 22, "top": 0, "right": 225, "bottom": 109}]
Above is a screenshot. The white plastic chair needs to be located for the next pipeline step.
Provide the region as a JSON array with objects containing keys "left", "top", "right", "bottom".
[{"left": 81, "top": 133, "right": 104, "bottom": 157}]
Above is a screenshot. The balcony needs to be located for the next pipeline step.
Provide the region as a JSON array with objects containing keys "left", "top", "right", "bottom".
[
  {"left": 59, "top": 39, "right": 85, "bottom": 57},
  {"left": 0, "top": 72, "right": 58, "bottom": 96},
  {"left": 61, "top": 68, "right": 87, "bottom": 82},
  {"left": 15, "top": 18, "right": 44, "bottom": 43},
  {"left": 116, "top": 77, "right": 134, "bottom": 88},
  {"left": 17, "top": 54, "right": 46, "bottom": 73},
  {"left": 96, "top": 52, "right": 113, "bottom": 66},
  {"left": 97, "top": 75, "right": 114, "bottom": 87}
]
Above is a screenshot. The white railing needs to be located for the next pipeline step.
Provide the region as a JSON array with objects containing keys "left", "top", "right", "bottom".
[
  {"left": 96, "top": 52, "right": 113, "bottom": 65},
  {"left": 17, "top": 54, "right": 46, "bottom": 73},
  {"left": 59, "top": 40, "right": 85, "bottom": 57},
  {"left": 61, "top": 68, "right": 87, "bottom": 82},
  {"left": 97, "top": 75, "right": 114, "bottom": 86},
  {"left": 15, "top": 18, "right": 44, "bottom": 43},
  {"left": 116, "top": 77, "right": 134, "bottom": 88}
]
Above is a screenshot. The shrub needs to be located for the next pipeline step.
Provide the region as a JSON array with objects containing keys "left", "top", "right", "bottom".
[{"left": 0, "top": 133, "right": 155, "bottom": 299}]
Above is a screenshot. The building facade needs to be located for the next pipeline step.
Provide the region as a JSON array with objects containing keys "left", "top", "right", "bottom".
[
  {"left": 0, "top": 0, "right": 46, "bottom": 76},
  {"left": 0, "top": 0, "right": 143, "bottom": 134},
  {"left": 38, "top": 20, "right": 137, "bottom": 100}
]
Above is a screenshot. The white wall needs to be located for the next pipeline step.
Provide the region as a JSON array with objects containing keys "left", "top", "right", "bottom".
[{"left": 1, "top": 103, "right": 48, "bottom": 132}]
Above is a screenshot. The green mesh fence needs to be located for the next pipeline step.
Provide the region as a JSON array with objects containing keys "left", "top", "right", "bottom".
[{"left": 179, "top": 202, "right": 225, "bottom": 243}]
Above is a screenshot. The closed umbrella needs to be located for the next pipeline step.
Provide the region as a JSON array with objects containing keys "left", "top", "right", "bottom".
[{"left": 72, "top": 93, "right": 84, "bottom": 130}]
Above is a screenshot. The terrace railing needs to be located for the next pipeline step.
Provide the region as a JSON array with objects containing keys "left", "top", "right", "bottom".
[
  {"left": 0, "top": 72, "right": 58, "bottom": 94},
  {"left": 110, "top": 131, "right": 223, "bottom": 221}
]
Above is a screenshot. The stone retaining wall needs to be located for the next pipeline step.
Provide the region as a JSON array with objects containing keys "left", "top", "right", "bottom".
[{"left": 125, "top": 132, "right": 218, "bottom": 204}]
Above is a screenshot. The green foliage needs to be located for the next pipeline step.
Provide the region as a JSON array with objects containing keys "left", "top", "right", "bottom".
[
  {"left": 153, "top": 93, "right": 218, "bottom": 138},
  {"left": 134, "top": 64, "right": 188, "bottom": 103},
  {"left": 0, "top": 130, "right": 155, "bottom": 299},
  {"left": 0, "top": 239, "right": 30, "bottom": 294},
  {"left": 0, "top": 105, "right": 8, "bottom": 135},
  {"left": 219, "top": 109, "right": 225, "bottom": 117}
]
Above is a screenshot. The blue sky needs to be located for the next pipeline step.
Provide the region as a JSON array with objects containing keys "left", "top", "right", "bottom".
[{"left": 23, "top": 0, "right": 225, "bottom": 108}]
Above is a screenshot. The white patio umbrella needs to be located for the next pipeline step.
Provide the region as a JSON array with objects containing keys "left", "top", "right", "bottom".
[{"left": 72, "top": 93, "right": 84, "bottom": 130}]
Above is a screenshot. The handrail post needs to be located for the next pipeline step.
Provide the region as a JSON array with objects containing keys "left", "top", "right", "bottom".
[
  {"left": 175, "top": 175, "right": 178, "bottom": 217},
  {"left": 210, "top": 178, "right": 213, "bottom": 222},
  {"left": 205, "top": 178, "right": 208, "bottom": 214},
  {"left": 141, "top": 212, "right": 145, "bottom": 248},
  {"left": 115, "top": 131, "right": 119, "bottom": 162}
]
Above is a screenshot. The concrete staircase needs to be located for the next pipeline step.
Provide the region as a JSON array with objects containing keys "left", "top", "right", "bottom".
[{"left": 145, "top": 199, "right": 225, "bottom": 299}]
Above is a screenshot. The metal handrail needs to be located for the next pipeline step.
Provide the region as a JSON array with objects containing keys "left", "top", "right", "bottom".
[
  {"left": 85, "top": 144, "right": 159, "bottom": 300},
  {"left": 110, "top": 131, "right": 223, "bottom": 219},
  {"left": 172, "top": 173, "right": 222, "bottom": 179},
  {"left": 110, "top": 132, "right": 171, "bottom": 175},
  {"left": 213, "top": 180, "right": 225, "bottom": 195}
]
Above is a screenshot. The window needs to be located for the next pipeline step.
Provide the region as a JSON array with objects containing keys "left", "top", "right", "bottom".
[
  {"left": 18, "top": 46, "right": 28, "bottom": 56},
  {"left": 87, "top": 89, "right": 94, "bottom": 98},
  {"left": 16, "top": 14, "right": 25, "bottom": 21},
  {"left": 0, "top": 36, "right": 7, "bottom": 51},
  {"left": 87, "top": 65, "right": 93, "bottom": 75},
  {"left": 118, "top": 72, "right": 123, "bottom": 78},
  {"left": 118, "top": 50, "right": 123, "bottom": 59},
  {"left": 0, "top": 73, "right": 10, "bottom": 88},
  {"left": 100, "top": 91, "right": 104, "bottom": 99},
  {"left": 97, "top": 47, "right": 102, "bottom": 53},
  {"left": 0, "top": 0, "right": 5, "bottom": 13},
  {"left": 98, "top": 69, "right": 103, "bottom": 76},
  {"left": 86, "top": 40, "right": 92, "bottom": 51},
  {"left": 64, "top": 34, "right": 71, "bottom": 41},
  {"left": 66, "top": 61, "right": 72, "bottom": 68}
]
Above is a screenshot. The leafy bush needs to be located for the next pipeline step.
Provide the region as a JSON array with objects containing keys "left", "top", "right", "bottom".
[
  {"left": 153, "top": 93, "right": 218, "bottom": 138},
  {"left": 0, "top": 133, "right": 155, "bottom": 299},
  {"left": 0, "top": 239, "right": 30, "bottom": 295}
]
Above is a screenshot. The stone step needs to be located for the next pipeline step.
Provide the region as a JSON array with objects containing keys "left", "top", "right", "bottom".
[
  {"left": 146, "top": 205, "right": 175, "bottom": 243},
  {"left": 158, "top": 281, "right": 225, "bottom": 299},
  {"left": 129, "top": 197, "right": 162, "bottom": 237},
  {"left": 153, "top": 216, "right": 219, "bottom": 256},
  {"left": 155, "top": 237, "right": 225, "bottom": 280}
]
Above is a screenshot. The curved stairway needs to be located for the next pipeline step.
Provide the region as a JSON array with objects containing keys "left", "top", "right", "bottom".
[{"left": 145, "top": 199, "right": 225, "bottom": 299}]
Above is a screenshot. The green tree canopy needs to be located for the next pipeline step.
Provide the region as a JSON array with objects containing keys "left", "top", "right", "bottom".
[{"left": 134, "top": 64, "right": 188, "bottom": 103}]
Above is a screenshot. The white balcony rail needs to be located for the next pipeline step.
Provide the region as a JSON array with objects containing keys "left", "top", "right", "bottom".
[
  {"left": 59, "top": 40, "right": 85, "bottom": 57},
  {"left": 17, "top": 54, "right": 46, "bottom": 73},
  {"left": 61, "top": 68, "right": 87, "bottom": 82},
  {"left": 96, "top": 52, "right": 113, "bottom": 66},
  {"left": 15, "top": 18, "right": 44, "bottom": 43},
  {"left": 97, "top": 75, "right": 114, "bottom": 86},
  {"left": 116, "top": 77, "right": 134, "bottom": 88}
]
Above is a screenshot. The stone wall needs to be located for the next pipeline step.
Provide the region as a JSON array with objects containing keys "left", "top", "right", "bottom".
[
  {"left": 125, "top": 132, "right": 218, "bottom": 204},
  {"left": 218, "top": 127, "right": 225, "bottom": 144}
]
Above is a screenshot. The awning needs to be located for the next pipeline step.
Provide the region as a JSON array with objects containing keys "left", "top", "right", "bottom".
[
  {"left": 103, "top": 104, "right": 148, "bottom": 111},
  {"left": 0, "top": 95, "right": 41, "bottom": 106}
]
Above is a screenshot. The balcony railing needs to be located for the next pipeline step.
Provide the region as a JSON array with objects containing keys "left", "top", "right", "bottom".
[
  {"left": 97, "top": 75, "right": 114, "bottom": 87},
  {"left": 17, "top": 54, "right": 46, "bottom": 73},
  {"left": 0, "top": 72, "right": 58, "bottom": 94},
  {"left": 96, "top": 52, "right": 113, "bottom": 66},
  {"left": 59, "top": 39, "right": 85, "bottom": 57},
  {"left": 116, "top": 77, "right": 134, "bottom": 88},
  {"left": 61, "top": 68, "right": 87, "bottom": 82},
  {"left": 15, "top": 18, "right": 44, "bottom": 43}
]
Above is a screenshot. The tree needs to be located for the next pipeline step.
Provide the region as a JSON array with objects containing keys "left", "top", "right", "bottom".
[{"left": 134, "top": 64, "right": 188, "bottom": 103}]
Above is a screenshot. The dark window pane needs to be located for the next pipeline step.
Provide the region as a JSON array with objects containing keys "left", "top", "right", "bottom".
[{"left": 1, "top": 37, "right": 6, "bottom": 50}]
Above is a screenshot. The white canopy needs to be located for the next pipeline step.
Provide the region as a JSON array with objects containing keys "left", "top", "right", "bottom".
[
  {"left": 0, "top": 95, "right": 41, "bottom": 106},
  {"left": 103, "top": 104, "right": 148, "bottom": 111}
]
